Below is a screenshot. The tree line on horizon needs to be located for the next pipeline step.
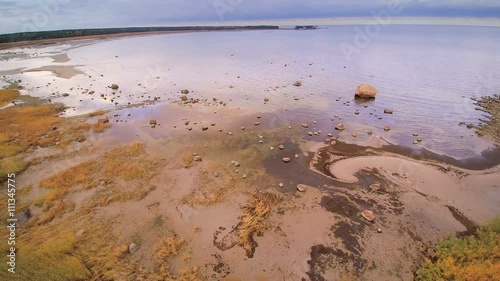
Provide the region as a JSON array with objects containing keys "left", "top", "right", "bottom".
[{"left": 0, "top": 26, "right": 280, "bottom": 44}]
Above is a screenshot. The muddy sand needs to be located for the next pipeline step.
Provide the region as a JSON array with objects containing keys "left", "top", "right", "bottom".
[
  {"left": 0, "top": 31, "right": 499, "bottom": 280},
  {"left": 0, "top": 94, "right": 498, "bottom": 280}
]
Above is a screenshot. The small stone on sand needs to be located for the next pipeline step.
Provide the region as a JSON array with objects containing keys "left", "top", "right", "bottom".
[
  {"left": 296, "top": 184, "right": 307, "bottom": 192},
  {"left": 361, "top": 210, "right": 375, "bottom": 222}
]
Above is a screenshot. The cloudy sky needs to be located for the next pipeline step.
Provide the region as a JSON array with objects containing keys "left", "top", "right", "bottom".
[{"left": 0, "top": 0, "right": 499, "bottom": 34}]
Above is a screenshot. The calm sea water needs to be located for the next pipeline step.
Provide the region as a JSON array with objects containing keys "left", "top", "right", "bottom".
[{"left": 1, "top": 25, "right": 499, "bottom": 159}]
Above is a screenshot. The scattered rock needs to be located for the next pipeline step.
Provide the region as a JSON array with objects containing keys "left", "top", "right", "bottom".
[
  {"left": 296, "top": 184, "right": 307, "bottom": 192},
  {"left": 234, "top": 162, "right": 241, "bottom": 167},
  {"left": 62, "top": 93, "right": 69, "bottom": 97},
  {"left": 301, "top": 123, "right": 309, "bottom": 128},
  {"left": 193, "top": 155, "right": 202, "bottom": 162},
  {"left": 383, "top": 126, "right": 391, "bottom": 131},
  {"left": 369, "top": 183, "right": 381, "bottom": 191},
  {"left": 367, "top": 131, "right": 373, "bottom": 135},
  {"left": 335, "top": 124, "right": 345, "bottom": 131},
  {"left": 181, "top": 89, "right": 189, "bottom": 94},
  {"left": 377, "top": 228, "right": 382, "bottom": 233},
  {"left": 412, "top": 132, "right": 419, "bottom": 136},
  {"left": 294, "top": 154, "right": 300, "bottom": 159},
  {"left": 180, "top": 95, "right": 188, "bottom": 101},
  {"left": 413, "top": 140, "right": 419, "bottom": 144},
  {"left": 110, "top": 84, "right": 119, "bottom": 90},
  {"left": 282, "top": 157, "right": 291, "bottom": 163},
  {"left": 150, "top": 119, "right": 157, "bottom": 125},
  {"left": 293, "top": 81, "right": 302, "bottom": 87},
  {"left": 184, "top": 121, "right": 190, "bottom": 126},
  {"left": 213, "top": 171, "right": 220, "bottom": 177},
  {"left": 98, "top": 116, "right": 109, "bottom": 123},
  {"left": 354, "top": 83, "right": 377, "bottom": 98},
  {"left": 308, "top": 132, "right": 314, "bottom": 136},
  {"left": 128, "top": 243, "right": 140, "bottom": 253},
  {"left": 466, "top": 123, "right": 474, "bottom": 129},
  {"left": 254, "top": 122, "right": 260, "bottom": 126},
  {"left": 384, "top": 109, "right": 394, "bottom": 114},
  {"left": 278, "top": 145, "right": 285, "bottom": 150},
  {"left": 361, "top": 210, "right": 375, "bottom": 222},
  {"left": 264, "top": 97, "right": 269, "bottom": 102},
  {"left": 278, "top": 183, "right": 284, "bottom": 188},
  {"left": 202, "top": 126, "right": 209, "bottom": 131}
]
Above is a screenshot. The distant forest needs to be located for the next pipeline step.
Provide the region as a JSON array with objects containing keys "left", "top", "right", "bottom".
[{"left": 0, "top": 26, "right": 280, "bottom": 43}]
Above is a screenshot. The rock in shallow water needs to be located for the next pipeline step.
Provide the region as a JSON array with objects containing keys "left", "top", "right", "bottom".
[{"left": 354, "top": 83, "right": 377, "bottom": 98}]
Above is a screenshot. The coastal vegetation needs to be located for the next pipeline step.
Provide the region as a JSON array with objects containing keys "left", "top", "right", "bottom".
[
  {"left": 416, "top": 217, "right": 500, "bottom": 281},
  {"left": 0, "top": 87, "right": 112, "bottom": 181},
  {"left": 0, "top": 26, "right": 279, "bottom": 44}
]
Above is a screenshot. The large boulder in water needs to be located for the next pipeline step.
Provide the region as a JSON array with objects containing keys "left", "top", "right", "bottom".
[{"left": 355, "top": 83, "right": 377, "bottom": 98}]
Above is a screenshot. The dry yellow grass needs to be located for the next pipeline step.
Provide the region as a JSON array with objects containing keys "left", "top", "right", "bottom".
[
  {"left": 132, "top": 236, "right": 204, "bottom": 281},
  {"left": 0, "top": 104, "right": 62, "bottom": 156},
  {"left": 236, "top": 192, "right": 281, "bottom": 258},
  {"left": 92, "top": 121, "right": 111, "bottom": 133},
  {"left": 0, "top": 156, "right": 27, "bottom": 179},
  {"left": 87, "top": 109, "right": 107, "bottom": 117},
  {"left": 154, "top": 236, "right": 186, "bottom": 260},
  {"left": 0, "top": 89, "right": 19, "bottom": 107},
  {"left": 37, "top": 142, "right": 161, "bottom": 223}
]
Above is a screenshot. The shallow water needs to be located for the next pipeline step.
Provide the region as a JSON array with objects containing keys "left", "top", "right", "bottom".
[{"left": 1, "top": 25, "right": 499, "bottom": 159}]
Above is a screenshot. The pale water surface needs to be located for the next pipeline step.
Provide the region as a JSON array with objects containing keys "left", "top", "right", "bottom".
[{"left": 1, "top": 25, "right": 499, "bottom": 159}]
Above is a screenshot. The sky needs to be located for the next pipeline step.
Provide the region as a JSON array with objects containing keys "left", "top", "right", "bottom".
[{"left": 0, "top": 0, "right": 499, "bottom": 34}]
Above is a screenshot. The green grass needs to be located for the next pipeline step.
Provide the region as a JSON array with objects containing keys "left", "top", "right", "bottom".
[
  {"left": 416, "top": 216, "right": 500, "bottom": 281},
  {"left": 0, "top": 156, "right": 28, "bottom": 180}
]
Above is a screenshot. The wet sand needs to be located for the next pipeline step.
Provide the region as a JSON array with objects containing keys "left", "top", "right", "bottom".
[
  {"left": 24, "top": 65, "right": 84, "bottom": 79},
  {"left": 1, "top": 28, "right": 499, "bottom": 280},
  {"left": 4, "top": 98, "right": 498, "bottom": 280}
]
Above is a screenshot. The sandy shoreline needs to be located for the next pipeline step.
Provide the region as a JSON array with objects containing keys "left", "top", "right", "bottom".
[
  {"left": 0, "top": 26, "right": 499, "bottom": 279},
  {"left": 0, "top": 29, "right": 271, "bottom": 51}
]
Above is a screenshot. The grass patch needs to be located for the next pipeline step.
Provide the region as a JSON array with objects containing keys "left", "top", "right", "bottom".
[
  {"left": 0, "top": 89, "right": 20, "bottom": 107},
  {"left": 416, "top": 216, "right": 500, "bottom": 281},
  {"left": 0, "top": 228, "right": 91, "bottom": 281},
  {"left": 0, "top": 103, "right": 62, "bottom": 155},
  {"left": 87, "top": 109, "right": 107, "bottom": 117},
  {"left": 133, "top": 236, "right": 203, "bottom": 281},
  {"left": 0, "top": 212, "right": 140, "bottom": 281},
  {"left": 236, "top": 192, "right": 281, "bottom": 258},
  {"left": 0, "top": 156, "right": 28, "bottom": 180},
  {"left": 37, "top": 142, "right": 161, "bottom": 223},
  {"left": 92, "top": 122, "right": 111, "bottom": 133},
  {"left": 154, "top": 236, "right": 185, "bottom": 260}
]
